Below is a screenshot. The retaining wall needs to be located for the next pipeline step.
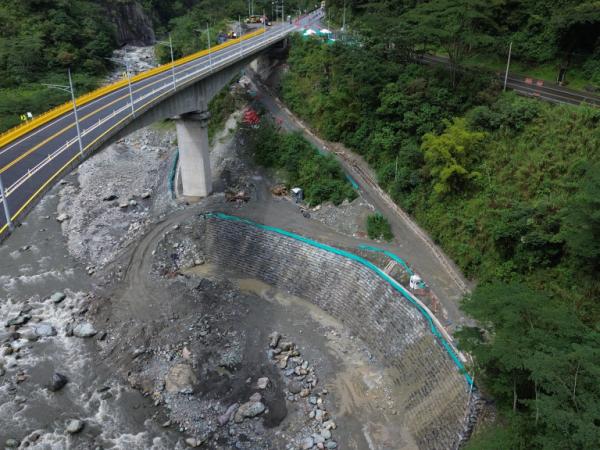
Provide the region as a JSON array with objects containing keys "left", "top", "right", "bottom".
[{"left": 200, "top": 214, "right": 470, "bottom": 449}]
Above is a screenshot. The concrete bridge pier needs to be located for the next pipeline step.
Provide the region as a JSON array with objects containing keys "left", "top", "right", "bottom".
[{"left": 174, "top": 111, "right": 212, "bottom": 202}]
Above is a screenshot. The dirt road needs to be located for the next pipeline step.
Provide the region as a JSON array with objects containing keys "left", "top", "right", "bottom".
[{"left": 250, "top": 72, "right": 472, "bottom": 329}]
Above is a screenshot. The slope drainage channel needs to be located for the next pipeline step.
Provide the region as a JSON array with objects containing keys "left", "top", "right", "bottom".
[{"left": 195, "top": 212, "right": 475, "bottom": 449}]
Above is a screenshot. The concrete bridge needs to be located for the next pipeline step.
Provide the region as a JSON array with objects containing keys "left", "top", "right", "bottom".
[{"left": 0, "top": 11, "right": 322, "bottom": 240}]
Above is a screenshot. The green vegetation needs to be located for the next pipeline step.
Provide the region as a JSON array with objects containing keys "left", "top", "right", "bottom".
[
  {"left": 327, "top": 0, "right": 600, "bottom": 89},
  {"left": 0, "top": 0, "right": 116, "bottom": 132},
  {"left": 245, "top": 120, "right": 356, "bottom": 206},
  {"left": 207, "top": 79, "right": 241, "bottom": 142},
  {"left": 282, "top": 22, "right": 600, "bottom": 447},
  {"left": 153, "top": 0, "right": 317, "bottom": 63},
  {"left": 459, "top": 283, "right": 600, "bottom": 450},
  {"left": 366, "top": 213, "right": 393, "bottom": 241},
  {"left": 0, "top": 0, "right": 319, "bottom": 134}
]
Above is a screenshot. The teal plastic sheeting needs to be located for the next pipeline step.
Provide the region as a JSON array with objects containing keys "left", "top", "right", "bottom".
[
  {"left": 205, "top": 212, "right": 473, "bottom": 387},
  {"left": 168, "top": 149, "right": 179, "bottom": 199},
  {"left": 345, "top": 174, "right": 359, "bottom": 190},
  {"left": 358, "top": 244, "right": 427, "bottom": 288}
]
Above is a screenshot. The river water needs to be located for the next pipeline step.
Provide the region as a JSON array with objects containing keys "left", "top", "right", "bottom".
[{"left": 0, "top": 183, "right": 180, "bottom": 449}]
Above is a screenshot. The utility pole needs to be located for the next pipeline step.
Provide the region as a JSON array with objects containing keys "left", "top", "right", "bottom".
[
  {"left": 0, "top": 173, "right": 13, "bottom": 231},
  {"left": 107, "top": 57, "right": 135, "bottom": 117},
  {"left": 44, "top": 69, "right": 84, "bottom": 158},
  {"left": 207, "top": 23, "right": 212, "bottom": 70},
  {"left": 157, "top": 34, "right": 177, "bottom": 90},
  {"left": 124, "top": 60, "right": 135, "bottom": 117},
  {"left": 68, "top": 68, "right": 84, "bottom": 158},
  {"left": 169, "top": 34, "right": 176, "bottom": 90},
  {"left": 503, "top": 41, "right": 512, "bottom": 92},
  {"left": 239, "top": 16, "right": 243, "bottom": 58}
]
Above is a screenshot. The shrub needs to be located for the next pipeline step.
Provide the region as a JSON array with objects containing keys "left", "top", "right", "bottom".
[{"left": 367, "top": 213, "right": 394, "bottom": 241}]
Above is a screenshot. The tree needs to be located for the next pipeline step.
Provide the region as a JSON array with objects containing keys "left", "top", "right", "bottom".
[
  {"left": 562, "top": 162, "right": 600, "bottom": 269},
  {"left": 420, "top": 117, "right": 485, "bottom": 196},
  {"left": 399, "top": 0, "right": 496, "bottom": 87},
  {"left": 459, "top": 282, "right": 600, "bottom": 449}
]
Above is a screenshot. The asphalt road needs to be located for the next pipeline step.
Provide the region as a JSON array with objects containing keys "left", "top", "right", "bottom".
[
  {"left": 0, "top": 10, "right": 323, "bottom": 240},
  {"left": 419, "top": 54, "right": 600, "bottom": 107}
]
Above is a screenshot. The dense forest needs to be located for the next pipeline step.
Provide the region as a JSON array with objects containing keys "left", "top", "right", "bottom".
[
  {"left": 325, "top": 0, "right": 600, "bottom": 88},
  {"left": 281, "top": 1, "right": 600, "bottom": 448}
]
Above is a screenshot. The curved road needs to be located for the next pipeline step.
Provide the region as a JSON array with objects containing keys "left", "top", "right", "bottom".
[
  {"left": 0, "top": 10, "right": 323, "bottom": 241},
  {"left": 419, "top": 54, "right": 600, "bottom": 106}
]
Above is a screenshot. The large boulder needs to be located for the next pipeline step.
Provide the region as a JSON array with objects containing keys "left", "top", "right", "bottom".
[
  {"left": 165, "top": 363, "right": 197, "bottom": 394},
  {"left": 234, "top": 401, "right": 266, "bottom": 422},
  {"left": 73, "top": 322, "right": 97, "bottom": 338},
  {"left": 48, "top": 372, "right": 68, "bottom": 392},
  {"left": 33, "top": 323, "right": 57, "bottom": 338}
]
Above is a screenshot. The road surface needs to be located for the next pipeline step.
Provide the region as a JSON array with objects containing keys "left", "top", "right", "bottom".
[{"left": 419, "top": 54, "right": 600, "bottom": 107}]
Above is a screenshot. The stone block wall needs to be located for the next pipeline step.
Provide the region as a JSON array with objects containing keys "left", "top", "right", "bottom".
[{"left": 200, "top": 215, "right": 470, "bottom": 449}]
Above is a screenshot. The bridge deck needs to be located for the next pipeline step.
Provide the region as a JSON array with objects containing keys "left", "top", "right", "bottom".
[{"left": 0, "top": 11, "right": 322, "bottom": 239}]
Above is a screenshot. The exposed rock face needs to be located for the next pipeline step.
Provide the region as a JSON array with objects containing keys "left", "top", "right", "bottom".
[{"left": 104, "top": 0, "right": 155, "bottom": 46}]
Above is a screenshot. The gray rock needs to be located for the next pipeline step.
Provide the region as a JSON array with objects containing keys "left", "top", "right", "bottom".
[
  {"left": 56, "top": 213, "right": 70, "bottom": 223},
  {"left": 313, "top": 434, "right": 325, "bottom": 444},
  {"left": 165, "top": 363, "right": 197, "bottom": 394},
  {"left": 218, "top": 403, "right": 239, "bottom": 426},
  {"left": 301, "top": 437, "right": 314, "bottom": 449},
  {"left": 141, "top": 191, "right": 151, "bottom": 199},
  {"left": 48, "top": 372, "right": 68, "bottom": 392},
  {"left": 185, "top": 437, "right": 204, "bottom": 447},
  {"left": 321, "top": 429, "right": 332, "bottom": 440},
  {"left": 325, "top": 441, "right": 338, "bottom": 449},
  {"left": 73, "top": 323, "right": 97, "bottom": 338},
  {"left": 257, "top": 377, "right": 269, "bottom": 389},
  {"left": 6, "top": 314, "right": 31, "bottom": 327},
  {"left": 309, "top": 396, "right": 318, "bottom": 405},
  {"left": 2, "top": 345, "right": 14, "bottom": 356},
  {"left": 234, "top": 401, "right": 266, "bottom": 422},
  {"left": 5, "top": 439, "right": 20, "bottom": 448},
  {"left": 314, "top": 409, "right": 325, "bottom": 421},
  {"left": 249, "top": 392, "right": 262, "bottom": 402},
  {"left": 66, "top": 419, "right": 84, "bottom": 434},
  {"left": 102, "top": 194, "right": 118, "bottom": 201},
  {"left": 323, "top": 420, "right": 337, "bottom": 430},
  {"left": 33, "top": 323, "right": 57, "bottom": 337},
  {"left": 49, "top": 292, "right": 66, "bottom": 304},
  {"left": 288, "top": 381, "right": 303, "bottom": 394},
  {"left": 268, "top": 331, "right": 281, "bottom": 348}
]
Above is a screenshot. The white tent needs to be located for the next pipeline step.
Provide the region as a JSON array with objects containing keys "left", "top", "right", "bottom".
[
  {"left": 319, "top": 28, "right": 332, "bottom": 34},
  {"left": 303, "top": 29, "right": 317, "bottom": 36}
]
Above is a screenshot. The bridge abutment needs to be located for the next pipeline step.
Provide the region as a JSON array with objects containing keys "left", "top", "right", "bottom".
[{"left": 175, "top": 111, "right": 212, "bottom": 201}]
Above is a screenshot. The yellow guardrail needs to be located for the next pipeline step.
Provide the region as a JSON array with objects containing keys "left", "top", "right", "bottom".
[{"left": 0, "top": 28, "right": 266, "bottom": 149}]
